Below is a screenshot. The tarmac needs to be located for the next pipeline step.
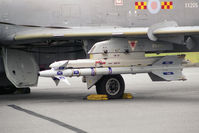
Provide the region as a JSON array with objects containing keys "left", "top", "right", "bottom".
[{"left": 0, "top": 67, "right": 199, "bottom": 133}]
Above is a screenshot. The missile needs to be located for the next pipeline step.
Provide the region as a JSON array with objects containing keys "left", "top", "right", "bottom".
[
  {"left": 40, "top": 66, "right": 150, "bottom": 77},
  {"left": 40, "top": 65, "right": 184, "bottom": 80},
  {"left": 49, "top": 59, "right": 107, "bottom": 70}
]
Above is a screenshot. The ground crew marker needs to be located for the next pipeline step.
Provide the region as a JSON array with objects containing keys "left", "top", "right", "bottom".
[{"left": 86, "top": 93, "right": 133, "bottom": 100}]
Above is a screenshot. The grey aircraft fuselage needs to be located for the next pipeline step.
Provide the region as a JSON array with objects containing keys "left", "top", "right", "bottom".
[{"left": 0, "top": 0, "right": 199, "bottom": 30}]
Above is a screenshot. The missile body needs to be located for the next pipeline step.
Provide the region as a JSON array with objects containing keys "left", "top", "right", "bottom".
[
  {"left": 40, "top": 66, "right": 146, "bottom": 77},
  {"left": 40, "top": 65, "right": 182, "bottom": 77}
]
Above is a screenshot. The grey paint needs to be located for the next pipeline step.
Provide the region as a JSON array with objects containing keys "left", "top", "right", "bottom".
[
  {"left": 0, "top": 0, "right": 199, "bottom": 27},
  {"left": 8, "top": 105, "right": 87, "bottom": 133},
  {"left": 0, "top": 0, "right": 198, "bottom": 45}
]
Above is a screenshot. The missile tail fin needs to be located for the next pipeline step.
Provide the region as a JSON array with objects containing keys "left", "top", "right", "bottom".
[
  {"left": 52, "top": 77, "right": 60, "bottom": 86},
  {"left": 149, "top": 55, "right": 186, "bottom": 81},
  {"left": 152, "top": 55, "right": 185, "bottom": 67},
  {"left": 52, "top": 76, "right": 71, "bottom": 86},
  {"left": 149, "top": 69, "right": 186, "bottom": 81}
]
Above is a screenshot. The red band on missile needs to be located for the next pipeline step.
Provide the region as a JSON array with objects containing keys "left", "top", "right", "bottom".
[{"left": 96, "top": 61, "right": 106, "bottom": 65}]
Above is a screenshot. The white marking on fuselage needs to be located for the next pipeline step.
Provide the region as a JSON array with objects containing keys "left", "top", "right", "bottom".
[{"left": 185, "top": 2, "right": 198, "bottom": 8}]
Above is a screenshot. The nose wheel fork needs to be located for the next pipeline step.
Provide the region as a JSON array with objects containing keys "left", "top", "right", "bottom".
[{"left": 95, "top": 75, "right": 125, "bottom": 99}]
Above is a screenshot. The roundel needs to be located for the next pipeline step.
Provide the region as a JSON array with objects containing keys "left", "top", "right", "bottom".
[{"left": 147, "top": 0, "right": 161, "bottom": 14}]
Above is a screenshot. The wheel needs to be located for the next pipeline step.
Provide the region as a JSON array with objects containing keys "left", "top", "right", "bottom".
[{"left": 96, "top": 75, "right": 125, "bottom": 99}]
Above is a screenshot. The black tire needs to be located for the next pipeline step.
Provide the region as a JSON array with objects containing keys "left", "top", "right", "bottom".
[
  {"left": 96, "top": 75, "right": 125, "bottom": 99},
  {"left": 0, "top": 87, "right": 31, "bottom": 95},
  {"left": 0, "top": 86, "right": 17, "bottom": 94},
  {"left": 95, "top": 82, "right": 104, "bottom": 94}
]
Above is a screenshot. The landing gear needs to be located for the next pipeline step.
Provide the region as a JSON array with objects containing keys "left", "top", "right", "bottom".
[{"left": 96, "top": 75, "right": 125, "bottom": 99}]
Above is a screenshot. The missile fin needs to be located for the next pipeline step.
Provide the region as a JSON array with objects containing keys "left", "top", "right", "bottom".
[
  {"left": 55, "top": 76, "right": 71, "bottom": 86},
  {"left": 152, "top": 55, "right": 184, "bottom": 67},
  {"left": 149, "top": 69, "right": 184, "bottom": 81},
  {"left": 52, "top": 77, "right": 60, "bottom": 86},
  {"left": 149, "top": 55, "right": 185, "bottom": 81},
  {"left": 86, "top": 75, "right": 103, "bottom": 89}
]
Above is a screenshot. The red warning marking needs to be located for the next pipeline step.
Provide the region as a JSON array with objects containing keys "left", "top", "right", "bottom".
[
  {"left": 130, "top": 41, "right": 136, "bottom": 48},
  {"left": 96, "top": 61, "right": 106, "bottom": 65},
  {"left": 128, "top": 40, "right": 137, "bottom": 51},
  {"left": 131, "top": 42, "right": 135, "bottom": 47},
  {"left": 115, "top": 0, "right": 123, "bottom": 6},
  {"left": 151, "top": 1, "right": 158, "bottom": 10}
]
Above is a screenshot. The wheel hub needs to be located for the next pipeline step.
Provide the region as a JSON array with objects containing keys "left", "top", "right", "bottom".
[{"left": 106, "top": 78, "right": 120, "bottom": 96}]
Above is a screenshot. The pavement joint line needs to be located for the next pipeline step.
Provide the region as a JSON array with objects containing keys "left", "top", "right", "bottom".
[{"left": 8, "top": 104, "right": 87, "bottom": 133}]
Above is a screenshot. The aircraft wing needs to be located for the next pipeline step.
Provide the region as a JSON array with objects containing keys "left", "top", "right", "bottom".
[
  {"left": 13, "top": 27, "right": 148, "bottom": 41},
  {"left": 154, "top": 26, "right": 199, "bottom": 35},
  {"left": 12, "top": 26, "right": 199, "bottom": 42}
]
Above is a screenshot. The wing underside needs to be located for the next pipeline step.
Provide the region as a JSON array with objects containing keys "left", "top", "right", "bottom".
[{"left": 13, "top": 26, "right": 199, "bottom": 41}]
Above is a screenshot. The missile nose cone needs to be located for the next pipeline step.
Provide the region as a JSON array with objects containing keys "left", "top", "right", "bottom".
[
  {"left": 39, "top": 70, "right": 57, "bottom": 77},
  {"left": 39, "top": 70, "right": 50, "bottom": 77}
]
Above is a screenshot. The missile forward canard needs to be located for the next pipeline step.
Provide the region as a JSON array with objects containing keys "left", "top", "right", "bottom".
[{"left": 49, "top": 61, "right": 69, "bottom": 70}]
